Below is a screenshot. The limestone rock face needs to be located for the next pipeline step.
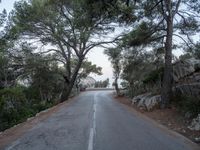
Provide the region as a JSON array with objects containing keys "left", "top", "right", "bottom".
[
  {"left": 188, "top": 114, "right": 200, "bottom": 131},
  {"left": 172, "top": 58, "right": 200, "bottom": 82},
  {"left": 174, "top": 83, "right": 200, "bottom": 96},
  {"left": 172, "top": 58, "right": 200, "bottom": 96},
  {"left": 132, "top": 93, "right": 161, "bottom": 111},
  {"left": 144, "top": 95, "right": 161, "bottom": 111},
  {"left": 132, "top": 93, "right": 151, "bottom": 105},
  {"left": 131, "top": 58, "right": 200, "bottom": 111}
]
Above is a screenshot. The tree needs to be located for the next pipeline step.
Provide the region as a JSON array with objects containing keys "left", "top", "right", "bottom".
[
  {"left": 77, "top": 60, "right": 102, "bottom": 84},
  {"left": 11, "top": 0, "right": 120, "bottom": 101},
  {"left": 121, "top": 47, "right": 156, "bottom": 97},
  {"left": 95, "top": 78, "right": 109, "bottom": 88},
  {"left": 123, "top": 0, "right": 200, "bottom": 108},
  {"left": 104, "top": 47, "right": 122, "bottom": 95}
]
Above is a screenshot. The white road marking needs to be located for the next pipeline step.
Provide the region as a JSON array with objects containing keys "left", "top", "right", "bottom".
[
  {"left": 88, "top": 93, "right": 97, "bottom": 150},
  {"left": 6, "top": 140, "right": 20, "bottom": 150}
]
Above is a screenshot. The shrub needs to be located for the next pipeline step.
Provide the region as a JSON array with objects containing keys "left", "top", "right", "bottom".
[
  {"left": 0, "top": 85, "right": 62, "bottom": 131},
  {"left": 143, "top": 67, "right": 163, "bottom": 84},
  {"left": 0, "top": 87, "right": 32, "bottom": 131},
  {"left": 173, "top": 94, "right": 200, "bottom": 118}
]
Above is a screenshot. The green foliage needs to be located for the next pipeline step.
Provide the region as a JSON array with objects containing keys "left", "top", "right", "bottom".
[
  {"left": 104, "top": 47, "right": 122, "bottom": 78},
  {"left": 143, "top": 67, "right": 163, "bottom": 84},
  {"left": 123, "top": 22, "right": 153, "bottom": 47},
  {"left": 0, "top": 86, "right": 30, "bottom": 131},
  {"left": 77, "top": 60, "right": 102, "bottom": 81},
  {"left": 0, "top": 85, "right": 58, "bottom": 131},
  {"left": 185, "top": 42, "right": 200, "bottom": 59},
  {"left": 95, "top": 78, "right": 109, "bottom": 88},
  {"left": 173, "top": 95, "right": 200, "bottom": 118}
]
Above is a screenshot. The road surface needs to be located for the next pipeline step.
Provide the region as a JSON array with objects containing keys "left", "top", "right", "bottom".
[{"left": 1, "top": 91, "right": 198, "bottom": 150}]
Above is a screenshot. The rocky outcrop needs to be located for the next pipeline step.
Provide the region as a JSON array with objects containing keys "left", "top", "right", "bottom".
[
  {"left": 172, "top": 58, "right": 200, "bottom": 82},
  {"left": 188, "top": 114, "right": 200, "bottom": 131},
  {"left": 132, "top": 93, "right": 161, "bottom": 111},
  {"left": 131, "top": 58, "right": 200, "bottom": 111},
  {"left": 172, "top": 58, "right": 200, "bottom": 96},
  {"left": 174, "top": 82, "right": 200, "bottom": 96}
]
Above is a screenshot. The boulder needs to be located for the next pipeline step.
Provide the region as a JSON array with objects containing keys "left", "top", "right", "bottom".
[
  {"left": 137, "top": 94, "right": 152, "bottom": 108},
  {"left": 144, "top": 95, "right": 161, "bottom": 111},
  {"left": 132, "top": 93, "right": 161, "bottom": 111},
  {"left": 188, "top": 114, "right": 200, "bottom": 131},
  {"left": 132, "top": 93, "right": 151, "bottom": 105},
  {"left": 174, "top": 83, "right": 200, "bottom": 96}
]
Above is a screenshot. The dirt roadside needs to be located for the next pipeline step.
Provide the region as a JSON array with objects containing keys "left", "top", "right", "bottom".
[
  {"left": 114, "top": 95, "right": 200, "bottom": 147},
  {"left": 0, "top": 97, "right": 75, "bottom": 149}
]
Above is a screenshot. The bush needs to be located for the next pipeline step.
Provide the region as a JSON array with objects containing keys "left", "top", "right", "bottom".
[
  {"left": 173, "top": 94, "right": 200, "bottom": 118},
  {"left": 0, "top": 87, "right": 33, "bottom": 131},
  {"left": 143, "top": 67, "right": 163, "bottom": 84},
  {"left": 0, "top": 85, "right": 61, "bottom": 131}
]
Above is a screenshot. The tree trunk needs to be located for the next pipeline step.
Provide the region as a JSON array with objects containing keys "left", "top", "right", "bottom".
[
  {"left": 114, "top": 77, "right": 120, "bottom": 96},
  {"left": 60, "top": 81, "right": 70, "bottom": 102},
  {"left": 161, "top": 0, "right": 173, "bottom": 108},
  {"left": 60, "top": 58, "right": 84, "bottom": 102}
]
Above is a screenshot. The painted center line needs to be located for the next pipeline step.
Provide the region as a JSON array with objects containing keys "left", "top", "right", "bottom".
[{"left": 88, "top": 93, "right": 97, "bottom": 150}]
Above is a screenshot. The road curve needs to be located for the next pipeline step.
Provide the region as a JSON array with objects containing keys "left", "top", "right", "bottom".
[{"left": 1, "top": 91, "right": 198, "bottom": 150}]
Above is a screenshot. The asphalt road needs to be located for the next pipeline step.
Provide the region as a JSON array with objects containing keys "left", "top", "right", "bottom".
[{"left": 2, "top": 91, "right": 198, "bottom": 150}]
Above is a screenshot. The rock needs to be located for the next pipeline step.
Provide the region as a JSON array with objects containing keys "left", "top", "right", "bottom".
[
  {"left": 182, "top": 129, "right": 186, "bottom": 133},
  {"left": 172, "top": 58, "right": 200, "bottom": 82},
  {"left": 172, "top": 60, "right": 195, "bottom": 82},
  {"left": 174, "top": 83, "right": 200, "bottom": 96},
  {"left": 132, "top": 93, "right": 151, "bottom": 105},
  {"left": 144, "top": 95, "right": 161, "bottom": 111},
  {"left": 194, "top": 137, "right": 200, "bottom": 143},
  {"left": 27, "top": 117, "right": 34, "bottom": 121},
  {"left": 137, "top": 94, "right": 152, "bottom": 108},
  {"left": 184, "top": 112, "right": 192, "bottom": 119},
  {"left": 188, "top": 114, "right": 200, "bottom": 131},
  {"left": 132, "top": 93, "right": 161, "bottom": 111},
  {"left": 120, "top": 90, "right": 128, "bottom": 97}
]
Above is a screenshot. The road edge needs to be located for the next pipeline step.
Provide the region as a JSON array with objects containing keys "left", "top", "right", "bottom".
[
  {"left": 112, "top": 95, "right": 200, "bottom": 150},
  {"left": 0, "top": 95, "right": 77, "bottom": 149}
]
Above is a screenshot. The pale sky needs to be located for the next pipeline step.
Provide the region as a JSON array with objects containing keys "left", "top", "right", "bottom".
[{"left": 0, "top": 0, "right": 114, "bottom": 84}]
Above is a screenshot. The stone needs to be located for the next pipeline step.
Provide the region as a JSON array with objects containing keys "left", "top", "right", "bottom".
[
  {"left": 132, "top": 93, "right": 161, "bottom": 111},
  {"left": 144, "top": 95, "right": 161, "bottom": 111},
  {"left": 174, "top": 83, "right": 200, "bottom": 96},
  {"left": 184, "top": 112, "right": 192, "bottom": 119},
  {"left": 132, "top": 93, "right": 151, "bottom": 105},
  {"left": 172, "top": 58, "right": 200, "bottom": 82},
  {"left": 188, "top": 114, "right": 200, "bottom": 131},
  {"left": 194, "top": 137, "right": 200, "bottom": 143},
  {"left": 137, "top": 94, "right": 152, "bottom": 108}
]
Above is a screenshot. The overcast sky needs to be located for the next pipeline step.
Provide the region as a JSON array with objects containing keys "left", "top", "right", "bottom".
[{"left": 0, "top": 0, "right": 114, "bottom": 84}]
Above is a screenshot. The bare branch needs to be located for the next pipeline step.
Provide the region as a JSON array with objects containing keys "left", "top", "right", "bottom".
[
  {"left": 173, "top": 34, "right": 193, "bottom": 49},
  {"left": 161, "top": 0, "right": 167, "bottom": 20},
  {"left": 173, "top": 0, "right": 182, "bottom": 17},
  {"left": 84, "top": 35, "right": 123, "bottom": 56},
  {"left": 38, "top": 49, "right": 62, "bottom": 55},
  {"left": 149, "top": 0, "right": 163, "bottom": 12}
]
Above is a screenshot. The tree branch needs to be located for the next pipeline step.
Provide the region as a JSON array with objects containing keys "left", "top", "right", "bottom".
[
  {"left": 84, "top": 35, "right": 123, "bottom": 56},
  {"left": 173, "top": 0, "right": 181, "bottom": 17},
  {"left": 173, "top": 34, "right": 193, "bottom": 49}
]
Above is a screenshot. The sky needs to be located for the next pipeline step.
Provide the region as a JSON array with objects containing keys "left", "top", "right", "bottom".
[
  {"left": 1, "top": 0, "right": 196, "bottom": 86},
  {"left": 0, "top": 0, "right": 114, "bottom": 84}
]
